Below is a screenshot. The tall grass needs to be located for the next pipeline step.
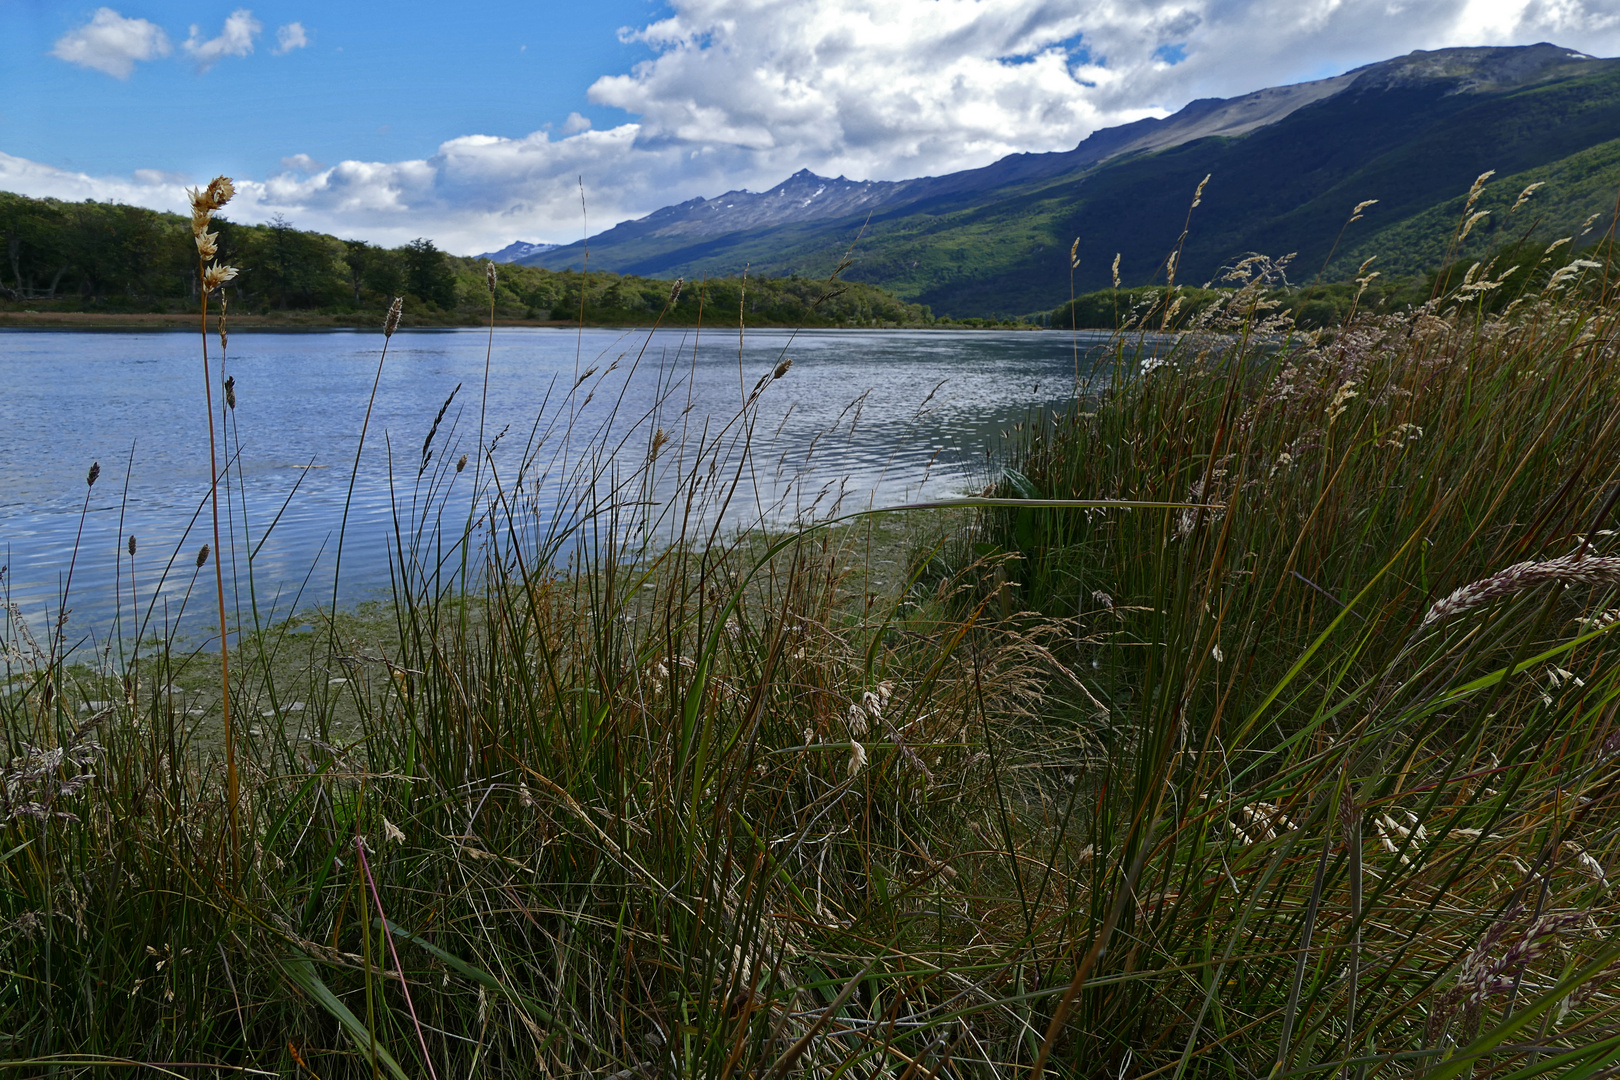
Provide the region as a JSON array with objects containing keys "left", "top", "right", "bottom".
[
  {"left": 976, "top": 225, "right": 1620, "bottom": 1075},
  {"left": 2, "top": 175, "right": 1620, "bottom": 1080}
]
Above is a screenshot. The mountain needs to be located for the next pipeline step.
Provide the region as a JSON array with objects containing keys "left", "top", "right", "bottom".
[
  {"left": 478, "top": 240, "right": 558, "bottom": 263},
  {"left": 522, "top": 43, "right": 1620, "bottom": 317}
]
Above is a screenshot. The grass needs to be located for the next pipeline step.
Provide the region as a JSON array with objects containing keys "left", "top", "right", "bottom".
[{"left": 3, "top": 175, "right": 1620, "bottom": 1080}]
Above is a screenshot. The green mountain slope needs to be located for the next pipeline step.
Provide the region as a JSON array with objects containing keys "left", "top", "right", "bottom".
[{"left": 523, "top": 45, "right": 1620, "bottom": 318}]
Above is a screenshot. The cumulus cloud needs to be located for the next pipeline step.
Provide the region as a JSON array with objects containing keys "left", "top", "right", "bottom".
[
  {"left": 50, "top": 8, "right": 171, "bottom": 79},
  {"left": 280, "top": 153, "right": 326, "bottom": 172},
  {"left": 183, "top": 9, "right": 263, "bottom": 71},
  {"left": 17, "top": 0, "right": 1620, "bottom": 252},
  {"left": 274, "top": 22, "right": 310, "bottom": 55}
]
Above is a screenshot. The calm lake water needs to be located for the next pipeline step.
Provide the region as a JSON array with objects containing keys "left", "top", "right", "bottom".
[{"left": 1, "top": 326, "right": 1137, "bottom": 655}]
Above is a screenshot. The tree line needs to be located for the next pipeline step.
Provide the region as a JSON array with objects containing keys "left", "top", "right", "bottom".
[{"left": 0, "top": 191, "right": 935, "bottom": 327}]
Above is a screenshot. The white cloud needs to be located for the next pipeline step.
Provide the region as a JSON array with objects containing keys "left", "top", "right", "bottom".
[
  {"left": 16, "top": 0, "right": 1620, "bottom": 253},
  {"left": 50, "top": 8, "right": 171, "bottom": 79},
  {"left": 274, "top": 22, "right": 310, "bottom": 55},
  {"left": 280, "top": 153, "right": 326, "bottom": 172},
  {"left": 183, "top": 9, "right": 263, "bottom": 71}
]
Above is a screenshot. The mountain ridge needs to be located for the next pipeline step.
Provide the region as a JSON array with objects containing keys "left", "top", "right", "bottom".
[{"left": 517, "top": 43, "right": 1619, "bottom": 316}]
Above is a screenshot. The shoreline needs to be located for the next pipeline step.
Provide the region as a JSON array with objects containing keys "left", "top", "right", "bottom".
[
  {"left": 0, "top": 310, "right": 1037, "bottom": 332},
  {"left": 0, "top": 310, "right": 580, "bottom": 332}
]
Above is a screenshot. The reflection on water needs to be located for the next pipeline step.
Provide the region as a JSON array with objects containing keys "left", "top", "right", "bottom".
[{"left": 0, "top": 325, "right": 1149, "bottom": 653}]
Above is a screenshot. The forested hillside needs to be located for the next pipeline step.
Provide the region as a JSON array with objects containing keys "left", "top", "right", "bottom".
[{"left": 0, "top": 192, "right": 935, "bottom": 328}]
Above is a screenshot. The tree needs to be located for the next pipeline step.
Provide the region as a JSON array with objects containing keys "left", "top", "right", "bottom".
[
  {"left": 343, "top": 239, "right": 405, "bottom": 306},
  {"left": 402, "top": 237, "right": 457, "bottom": 310},
  {"left": 246, "top": 214, "right": 347, "bottom": 309}
]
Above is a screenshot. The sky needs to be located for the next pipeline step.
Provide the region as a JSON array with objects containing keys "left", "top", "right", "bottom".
[{"left": 2, "top": 0, "right": 1619, "bottom": 254}]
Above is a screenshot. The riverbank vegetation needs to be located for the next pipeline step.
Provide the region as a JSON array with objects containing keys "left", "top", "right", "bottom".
[
  {"left": 3, "top": 174, "right": 1620, "bottom": 1078},
  {"left": 1047, "top": 234, "right": 1618, "bottom": 330}
]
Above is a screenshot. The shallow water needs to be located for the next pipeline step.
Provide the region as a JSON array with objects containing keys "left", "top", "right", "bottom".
[{"left": 0, "top": 325, "right": 1138, "bottom": 655}]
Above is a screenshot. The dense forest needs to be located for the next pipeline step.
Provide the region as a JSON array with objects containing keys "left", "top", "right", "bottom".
[{"left": 0, "top": 191, "right": 940, "bottom": 328}]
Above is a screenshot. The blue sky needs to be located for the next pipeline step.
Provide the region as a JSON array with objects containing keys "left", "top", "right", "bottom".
[
  {"left": 3, "top": 0, "right": 1619, "bottom": 253},
  {"left": 1, "top": 2, "right": 666, "bottom": 180}
]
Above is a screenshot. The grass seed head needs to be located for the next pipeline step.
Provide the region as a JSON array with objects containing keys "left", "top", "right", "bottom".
[
  {"left": 1510, "top": 182, "right": 1544, "bottom": 213},
  {"left": 203, "top": 176, "right": 235, "bottom": 209},
  {"left": 196, "top": 545, "right": 209, "bottom": 568},
  {"left": 224, "top": 375, "right": 236, "bottom": 410},
  {"left": 486, "top": 261, "right": 497, "bottom": 296},
  {"left": 85, "top": 462, "right": 99, "bottom": 488},
  {"left": 201, "top": 262, "right": 238, "bottom": 292},
  {"left": 1422, "top": 554, "right": 1620, "bottom": 628},
  {"left": 127, "top": 535, "right": 136, "bottom": 557},
  {"left": 384, "top": 296, "right": 403, "bottom": 338}
]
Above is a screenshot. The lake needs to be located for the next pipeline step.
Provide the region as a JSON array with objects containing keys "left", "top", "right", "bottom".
[{"left": 0, "top": 325, "right": 1138, "bottom": 656}]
